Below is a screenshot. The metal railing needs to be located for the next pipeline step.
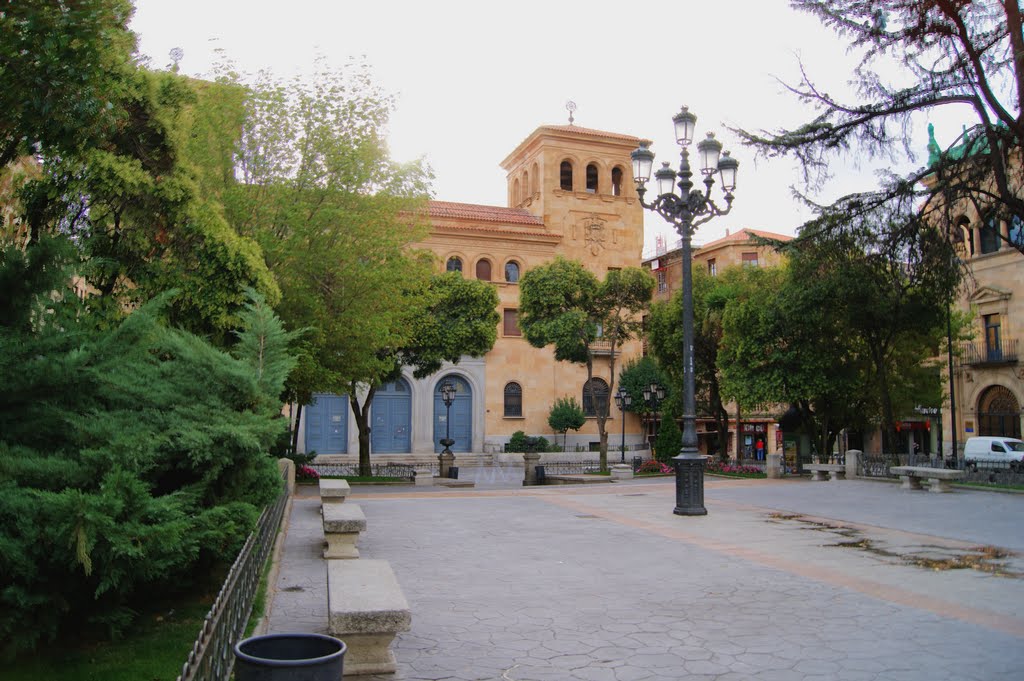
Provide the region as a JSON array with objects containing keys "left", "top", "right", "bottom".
[
  {"left": 960, "top": 337, "right": 1018, "bottom": 365},
  {"left": 308, "top": 462, "right": 416, "bottom": 479},
  {"left": 176, "top": 478, "right": 289, "bottom": 681}
]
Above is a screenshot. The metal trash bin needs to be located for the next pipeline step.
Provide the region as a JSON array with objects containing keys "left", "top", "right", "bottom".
[
  {"left": 535, "top": 465, "right": 546, "bottom": 484},
  {"left": 448, "top": 466, "right": 459, "bottom": 479},
  {"left": 234, "top": 633, "right": 346, "bottom": 681}
]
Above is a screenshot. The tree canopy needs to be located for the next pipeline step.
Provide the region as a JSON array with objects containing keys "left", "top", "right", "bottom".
[{"left": 731, "top": 1, "right": 1024, "bottom": 254}]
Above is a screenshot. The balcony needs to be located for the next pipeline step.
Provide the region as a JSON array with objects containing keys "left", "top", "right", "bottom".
[{"left": 960, "top": 337, "right": 1018, "bottom": 366}]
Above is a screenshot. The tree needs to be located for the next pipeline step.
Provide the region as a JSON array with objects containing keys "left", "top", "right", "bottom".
[
  {"left": 617, "top": 356, "right": 671, "bottom": 444},
  {"left": 730, "top": 1, "right": 1024, "bottom": 254},
  {"left": 548, "top": 397, "right": 586, "bottom": 450},
  {"left": 648, "top": 266, "right": 740, "bottom": 458},
  {"left": 0, "top": 0, "right": 137, "bottom": 168},
  {"left": 0, "top": 244, "right": 292, "bottom": 655},
  {"left": 519, "top": 258, "right": 654, "bottom": 472}
]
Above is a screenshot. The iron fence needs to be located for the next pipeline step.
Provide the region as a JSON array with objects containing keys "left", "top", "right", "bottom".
[
  {"left": 308, "top": 462, "right": 416, "bottom": 479},
  {"left": 176, "top": 477, "right": 289, "bottom": 681}
]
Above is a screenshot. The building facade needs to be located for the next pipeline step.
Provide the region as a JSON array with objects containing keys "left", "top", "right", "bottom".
[{"left": 299, "top": 124, "right": 649, "bottom": 458}]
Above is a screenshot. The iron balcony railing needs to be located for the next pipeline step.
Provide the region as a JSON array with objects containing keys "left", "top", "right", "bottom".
[{"left": 960, "top": 337, "right": 1018, "bottom": 366}]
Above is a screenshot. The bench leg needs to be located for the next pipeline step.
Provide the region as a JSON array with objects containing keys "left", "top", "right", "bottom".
[
  {"left": 333, "top": 632, "right": 399, "bottom": 675},
  {"left": 828, "top": 471, "right": 846, "bottom": 482},
  {"left": 323, "top": 531, "right": 360, "bottom": 559},
  {"left": 810, "top": 470, "right": 827, "bottom": 482},
  {"left": 928, "top": 478, "right": 953, "bottom": 493},
  {"left": 899, "top": 475, "right": 923, "bottom": 490}
]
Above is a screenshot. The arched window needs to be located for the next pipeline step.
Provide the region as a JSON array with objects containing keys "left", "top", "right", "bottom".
[
  {"left": 505, "top": 260, "right": 520, "bottom": 283},
  {"left": 980, "top": 213, "right": 1001, "bottom": 254},
  {"left": 513, "top": 178, "right": 521, "bottom": 204},
  {"left": 1009, "top": 214, "right": 1022, "bottom": 249},
  {"left": 531, "top": 163, "right": 539, "bottom": 194},
  {"left": 586, "top": 163, "right": 598, "bottom": 193},
  {"left": 611, "top": 167, "right": 623, "bottom": 196},
  {"left": 476, "top": 258, "right": 492, "bottom": 281},
  {"left": 560, "top": 161, "right": 573, "bottom": 191},
  {"left": 522, "top": 171, "right": 530, "bottom": 199},
  {"left": 582, "top": 378, "right": 609, "bottom": 417},
  {"left": 446, "top": 256, "right": 463, "bottom": 273},
  {"left": 977, "top": 385, "right": 1021, "bottom": 439},
  {"left": 504, "top": 382, "right": 523, "bottom": 417},
  {"left": 955, "top": 216, "right": 974, "bottom": 256}
]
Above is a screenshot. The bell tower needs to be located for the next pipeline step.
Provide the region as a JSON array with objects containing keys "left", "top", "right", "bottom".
[{"left": 499, "top": 120, "right": 648, "bottom": 271}]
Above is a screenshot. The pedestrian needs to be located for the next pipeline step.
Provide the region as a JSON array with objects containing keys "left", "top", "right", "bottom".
[{"left": 756, "top": 438, "right": 764, "bottom": 461}]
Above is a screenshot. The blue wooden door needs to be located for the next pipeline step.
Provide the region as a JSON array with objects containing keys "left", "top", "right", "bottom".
[
  {"left": 434, "top": 376, "right": 472, "bottom": 453},
  {"left": 305, "top": 393, "right": 347, "bottom": 454},
  {"left": 371, "top": 379, "right": 412, "bottom": 453}
]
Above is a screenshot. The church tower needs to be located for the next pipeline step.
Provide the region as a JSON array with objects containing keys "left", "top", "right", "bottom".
[{"left": 499, "top": 122, "right": 648, "bottom": 272}]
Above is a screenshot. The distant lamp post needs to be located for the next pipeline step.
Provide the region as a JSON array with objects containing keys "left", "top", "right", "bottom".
[
  {"left": 632, "top": 106, "right": 739, "bottom": 516},
  {"left": 614, "top": 387, "right": 633, "bottom": 464},
  {"left": 643, "top": 381, "right": 666, "bottom": 444},
  {"left": 439, "top": 379, "right": 457, "bottom": 477}
]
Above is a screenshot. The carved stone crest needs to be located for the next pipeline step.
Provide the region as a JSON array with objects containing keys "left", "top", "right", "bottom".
[{"left": 584, "top": 216, "right": 607, "bottom": 255}]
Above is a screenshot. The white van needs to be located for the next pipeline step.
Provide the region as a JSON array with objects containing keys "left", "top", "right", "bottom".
[{"left": 963, "top": 436, "right": 1024, "bottom": 469}]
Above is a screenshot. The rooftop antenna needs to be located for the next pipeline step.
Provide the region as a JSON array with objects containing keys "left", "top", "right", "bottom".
[{"left": 566, "top": 100, "right": 577, "bottom": 126}]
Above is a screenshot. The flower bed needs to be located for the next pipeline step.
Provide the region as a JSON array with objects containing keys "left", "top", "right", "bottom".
[{"left": 704, "top": 460, "right": 765, "bottom": 478}]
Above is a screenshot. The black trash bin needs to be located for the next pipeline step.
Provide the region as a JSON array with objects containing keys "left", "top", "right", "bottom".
[
  {"left": 234, "top": 633, "right": 346, "bottom": 681},
  {"left": 448, "top": 466, "right": 459, "bottom": 479},
  {"left": 535, "top": 465, "right": 546, "bottom": 484}
]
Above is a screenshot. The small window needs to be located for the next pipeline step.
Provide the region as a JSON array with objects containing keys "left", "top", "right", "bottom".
[
  {"left": 504, "top": 382, "right": 523, "bottom": 417},
  {"left": 513, "top": 178, "right": 521, "bottom": 204},
  {"left": 505, "top": 261, "right": 520, "bottom": 283},
  {"left": 586, "top": 163, "right": 598, "bottom": 193},
  {"left": 560, "top": 161, "right": 573, "bottom": 191},
  {"left": 582, "top": 378, "right": 609, "bottom": 417},
  {"left": 741, "top": 252, "right": 759, "bottom": 267},
  {"left": 476, "top": 259, "right": 492, "bottom": 281},
  {"left": 707, "top": 258, "right": 717, "bottom": 276},
  {"left": 656, "top": 270, "right": 667, "bottom": 293},
  {"left": 611, "top": 167, "right": 623, "bottom": 196},
  {"left": 503, "top": 309, "right": 521, "bottom": 336},
  {"left": 532, "top": 163, "right": 539, "bottom": 194},
  {"left": 980, "top": 214, "right": 1001, "bottom": 254},
  {"left": 523, "top": 171, "right": 530, "bottom": 199},
  {"left": 446, "top": 256, "right": 463, "bottom": 273}
]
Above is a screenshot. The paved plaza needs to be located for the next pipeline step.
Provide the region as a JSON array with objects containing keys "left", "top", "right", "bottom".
[{"left": 266, "top": 468, "right": 1024, "bottom": 680}]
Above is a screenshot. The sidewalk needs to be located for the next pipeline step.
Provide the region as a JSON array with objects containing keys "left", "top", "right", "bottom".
[{"left": 265, "top": 474, "right": 1024, "bottom": 680}]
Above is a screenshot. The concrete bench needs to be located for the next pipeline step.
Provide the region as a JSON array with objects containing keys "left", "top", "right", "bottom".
[
  {"left": 322, "top": 502, "right": 366, "bottom": 559},
  {"left": 328, "top": 559, "right": 411, "bottom": 675},
  {"left": 889, "top": 466, "right": 963, "bottom": 493},
  {"left": 319, "top": 478, "right": 351, "bottom": 504},
  {"left": 804, "top": 463, "right": 846, "bottom": 481}
]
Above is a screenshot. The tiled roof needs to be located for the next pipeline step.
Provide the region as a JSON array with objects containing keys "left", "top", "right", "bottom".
[
  {"left": 700, "top": 228, "right": 793, "bottom": 249},
  {"left": 427, "top": 201, "right": 544, "bottom": 226}
]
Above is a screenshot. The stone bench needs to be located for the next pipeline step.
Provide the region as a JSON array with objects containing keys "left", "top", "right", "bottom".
[
  {"left": 319, "top": 478, "right": 351, "bottom": 504},
  {"left": 322, "top": 502, "right": 366, "bottom": 559},
  {"left": 328, "top": 559, "right": 411, "bottom": 676},
  {"left": 889, "top": 466, "right": 963, "bottom": 493},
  {"left": 804, "top": 463, "right": 846, "bottom": 481}
]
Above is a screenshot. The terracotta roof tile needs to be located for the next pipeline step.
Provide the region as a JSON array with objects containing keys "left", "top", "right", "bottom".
[
  {"left": 427, "top": 201, "right": 544, "bottom": 226},
  {"left": 536, "top": 125, "right": 645, "bottom": 144},
  {"left": 700, "top": 228, "right": 793, "bottom": 249}
]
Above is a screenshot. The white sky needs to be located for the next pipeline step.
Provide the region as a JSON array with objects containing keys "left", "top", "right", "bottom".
[{"left": 129, "top": 0, "right": 974, "bottom": 254}]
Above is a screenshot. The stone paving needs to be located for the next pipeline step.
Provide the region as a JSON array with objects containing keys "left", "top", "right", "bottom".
[{"left": 265, "top": 469, "right": 1024, "bottom": 680}]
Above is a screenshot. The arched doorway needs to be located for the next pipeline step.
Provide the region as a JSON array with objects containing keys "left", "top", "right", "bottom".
[
  {"left": 371, "top": 379, "right": 412, "bottom": 453},
  {"left": 433, "top": 375, "right": 472, "bottom": 453},
  {"left": 305, "top": 393, "right": 348, "bottom": 454},
  {"left": 977, "top": 385, "right": 1021, "bottom": 439}
]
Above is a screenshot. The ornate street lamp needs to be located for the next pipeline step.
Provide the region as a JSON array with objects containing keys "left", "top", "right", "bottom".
[
  {"left": 631, "top": 106, "right": 738, "bottom": 516},
  {"left": 438, "top": 379, "right": 457, "bottom": 477},
  {"left": 613, "top": 386, "right": 633, "bottom": 464},
  {"left": 643, "top": 381, "right": 666, "bottom": 443}
]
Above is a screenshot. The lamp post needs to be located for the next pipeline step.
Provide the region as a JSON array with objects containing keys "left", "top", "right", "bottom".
[
  {"left": 631, "top": 106, "right": 739, "bottom": 516},
  {"left": 438, "top": 379, "right": 457, "bottom": 478},
  {"left": 643, "top": 381, "right": 666, "bottom": 445},
  {"left": 614, "top": 386, "right": 633, "bottom": 464}
]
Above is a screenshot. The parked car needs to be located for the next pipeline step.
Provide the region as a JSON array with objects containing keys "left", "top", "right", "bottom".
[{"left": 963, "top": 436, "right": 1024, "bottom": 470}]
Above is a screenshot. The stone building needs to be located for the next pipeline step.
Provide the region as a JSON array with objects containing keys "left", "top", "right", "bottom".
[
  {"left": 300, "top": 123, "right": 649, "bottom": 459},
  {"left": 642, "top": 228, "right": 793, "bottom": 460}
]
